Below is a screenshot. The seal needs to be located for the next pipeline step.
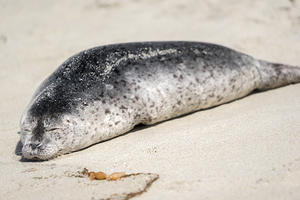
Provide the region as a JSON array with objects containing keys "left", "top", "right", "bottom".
[{"left": 18, "top": 41, "right": 300, "bottom": 160}]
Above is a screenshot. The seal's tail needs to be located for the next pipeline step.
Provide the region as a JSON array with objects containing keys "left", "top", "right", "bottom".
[{"left": 257, "top": 60, "right": 300, "bottom": 91}]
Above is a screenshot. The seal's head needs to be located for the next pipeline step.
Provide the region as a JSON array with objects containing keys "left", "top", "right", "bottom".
[
  {"left": 18, "top": 83, "right": 98, "bottom": 160},
  {"left": 19, "top": 112, "right": 74, "bottom": 160},
  {"left": 19, "top": 101, "right": 101, "bottom": 160},
  {"left": 19, "top": 105, "right": 88, "bottom": 160},
  {"left": 17, "top": 50, "right": 113, "bottom": 160}
]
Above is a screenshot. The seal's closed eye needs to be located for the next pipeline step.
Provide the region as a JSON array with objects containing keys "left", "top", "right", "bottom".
[{"left": 45, "top": 128, "right": 61, "bottom": 132}]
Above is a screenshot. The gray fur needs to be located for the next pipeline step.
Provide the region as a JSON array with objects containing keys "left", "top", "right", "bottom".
[{"left": 18, "top": 41, "right": 300, "bottom": 160}]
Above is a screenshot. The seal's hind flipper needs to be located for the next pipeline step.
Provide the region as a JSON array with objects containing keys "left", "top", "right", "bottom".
[{"left": 257, "top": 60, "right": 300, "bottom": 91}]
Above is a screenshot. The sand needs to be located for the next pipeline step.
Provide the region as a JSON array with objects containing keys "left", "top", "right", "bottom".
[{"left": 0, "top": 0, "right": 300, "bottom": 199}]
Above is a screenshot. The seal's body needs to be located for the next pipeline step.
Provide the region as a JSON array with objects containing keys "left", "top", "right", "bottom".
[{"left": 19, "top": 42, "right": 300, "bottom": 160}]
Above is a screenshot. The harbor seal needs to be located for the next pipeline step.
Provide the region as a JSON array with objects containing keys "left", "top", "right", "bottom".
[{"left": 18, "top": 41, "right": 300, "bottom": 160}]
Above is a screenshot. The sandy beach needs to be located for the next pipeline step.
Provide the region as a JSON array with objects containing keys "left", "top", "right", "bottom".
[{"left": 0, "top": 0, "right": 300, "bottom": 199}]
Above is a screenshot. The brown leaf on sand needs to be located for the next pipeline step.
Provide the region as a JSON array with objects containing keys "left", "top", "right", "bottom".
[
  {"left": 65, "top": 169, "right": 160, "bottom": 199},
  {"left": 107, "top": 172, "right": 126, "bottom": 181},
  {"left": 88, "top": 171, "right": 107, "bottom": 181},
  {"left": 88, "top": 172, "right": 96, "bottom": 181},
  {"left": 94, "top": 171, "right": 107, "bottom": 180}
]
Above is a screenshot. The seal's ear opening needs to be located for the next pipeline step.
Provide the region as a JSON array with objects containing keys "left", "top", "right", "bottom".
[{"left": 15, "top": 140, "right": 23, "bottom": 156}]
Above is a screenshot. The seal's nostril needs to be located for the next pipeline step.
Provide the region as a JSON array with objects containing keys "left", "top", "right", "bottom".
[{"left": 30, "top": 143, "right": 38, "bottom": 150}]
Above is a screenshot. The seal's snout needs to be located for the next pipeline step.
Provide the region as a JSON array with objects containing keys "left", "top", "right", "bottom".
[
  {"left": 19, "top": 114, "right": 64, "bottom": 160},
  {"left": 21, "top": 140, "right": 59, "bottom": 160},
  {"left": 21, "top": 143, "right": 41, "bottom": 160}
]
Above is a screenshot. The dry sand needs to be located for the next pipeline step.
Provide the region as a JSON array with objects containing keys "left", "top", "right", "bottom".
[{"left": 0, "top": 0, "right": 300, "bottom": 199}]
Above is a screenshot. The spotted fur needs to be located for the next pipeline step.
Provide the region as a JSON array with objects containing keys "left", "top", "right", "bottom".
[{"left": 19, "top": 41, "right": 300, "bottom": 160}]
